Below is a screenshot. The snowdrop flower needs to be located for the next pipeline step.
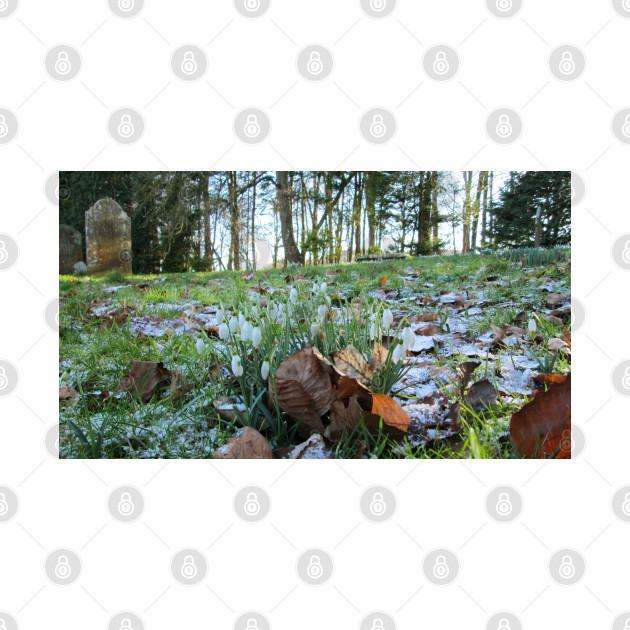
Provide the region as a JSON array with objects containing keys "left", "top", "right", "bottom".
[
  {"left": 320, "top": 281, "right": 327, "bottom": 294},
  {"left": 229, "top": 316, "right": 239, "bottom": 333},
  {"left": 312, "top": 282, "right": 319, "bottom": 294},
  {"left": 195, "top": 338, "right": 206, "bottom": 355},
  {"left": 261, "top": 361, "right": 270, "bottom": 380},
  {"left": 402, "top": 326, "right": 416, "bottom": 350},
  {"left": 392, "top": 342, "right": 406, "bottom": 363},
  {"left": 241, "top": 321, "right": 253, "bottom": 342},
  {"left": 528, "top": 318, "right": 537, "bottom": 333},
  {"left": 216, "top": 310, "right": 224, "bottom": 325},
  {"left": 318, "top": 305, "right": 328, "bottom": 322},
  {"left": 231, "top": 355, "right": 243, "bottom": 377},
  {"left": 289, "top": 288, "right": 298, "bottom": 304},
  {"left": 238, "top": 312, "right": 246, "bottom": 329},
  {"left": 250, "top": 304, "right": 258, "bottom": 316},
  {"left": 311, "top": 322, "right": 321, "bottom": 337},
  {"left": 382, "top": 308, "right": 394, "bottom": 330},
  {"left": 219, "top": 322, "right": 230, "bottom": 340},
  {"left": 370, "top": 322, "right": 377, "bottom": 341},
  {"left": 251, "top": 326, "right": 262, "bottom": 348},
  {"left": 324, "top": 295, "right": 331, "bottom": 306}
]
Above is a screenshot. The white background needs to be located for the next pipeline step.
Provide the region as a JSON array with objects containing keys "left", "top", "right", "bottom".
[{"left": 0, "top": 0, "right": 628, "bottom": 628}]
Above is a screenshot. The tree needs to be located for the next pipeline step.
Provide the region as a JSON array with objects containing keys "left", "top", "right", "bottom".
[{"left": 276, "top": 171, "right": 303, "bottom": 266}]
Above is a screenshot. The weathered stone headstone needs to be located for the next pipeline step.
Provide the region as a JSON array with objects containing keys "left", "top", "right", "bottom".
[
  {"left": 85, "top": 199, "right": 132, "bottom": 273},
  {"left": 59, "top": 224, "right": 83, "bottom": 274}
]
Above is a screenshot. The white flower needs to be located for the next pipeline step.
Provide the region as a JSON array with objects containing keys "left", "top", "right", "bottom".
[
  {"left": 238, "top": 312, "right": 246, "bottom": 328},
  {"left": 312, "top": 282, "right": 319, "bottom": 294},
  {"left": 392, "top": 343, "right": 406, "bottom": 363},
  {"left": 320, "top": 281, "right": 327, "bottom": 294},
  {"left": 402, "top": 326, "right": 416, "bottom": 350},
  {"left": 216, "top": 310, "right": 224, "bottom": 325},
  {"left": 229, "top": 316, "right": 239, "bottom": 333},
  {"left": 311, "top": 322, "right": 321, "bottom": 337},
  {"left": 370, "top": 322, "right": 377, "bottom": 340},
  {"left": 231, "top": 355, "right": 243, "bottom": 377},
  {"left": 318, "top": 304, "right": 328, "bottom": 322},
  {"left": 528, "top": 318, "right": 537, "bottom": 333},
  {"left": 382, "top": 308, "right": 394, "bottom": 330},
  {"left": 261, "top": 361, "right": 270, "bottom": 380},
  {"left": 251, "top": 326, "right": 262, "bottom": 348},
  {"left": 290, "top": 288, "right": 298, "bottom": 304},
  {"left": 195, "top": 338, "right": 206, "bottom": 355},
  {"left": 241, "top": 321, "right": 253, "bottom": 342},
  {"left": 219, "top": 322, "right": 230, "bottom": 340}
]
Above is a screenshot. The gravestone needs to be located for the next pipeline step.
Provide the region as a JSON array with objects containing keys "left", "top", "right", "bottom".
[
  {"left": 85, "top": 199, "right": 132, "bottom": 273},
  {"left": 59, "top": 224, "right": 83, "bottom": 274}
]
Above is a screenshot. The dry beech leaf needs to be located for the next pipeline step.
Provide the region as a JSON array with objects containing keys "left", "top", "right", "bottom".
[
  {"left": 116, "top": 360, "right": 171, "bottom": 403},
  {"left": 510, "top": 374, "right": 571, "bottom": 459},
  {"left": 378, "top": 274, "right": 387, "bottom": 287},
  {"left": 368, "top": 343, "right": 389, "bottom": 372},
  {"left": 59, "top": 385, "right": 79, "bottom": 404},
  {"left": 331, "top": 344, "right": 373, "bottom": 385},
  {"left": 213, "top": 427, "right": 272, "bottom": 459},
  {"left": 464, "top": 379, "right": 498, "bottom": 412},
  {"left": 416, "top": 323, "right": 445, "bottom": 336},
  {"left": 371, "top": 393, "right": 410, "bottom": 433},
  {"left": 414, "top": 313, "right": 439, "bottom": 322},
  {"left": 533, "top": 373, "right": 567, "bottom": 387},
  {"left": 98, "top": 306, "right": 133, "bottom": 330},
  {"left": 170, "top": 369, "right": 194, "bottom": 402},
  {"left": 548, "top": 337, "right": 569, "bottom": 353},
  {"left": 545, "top": 293, "right": 566, "bottom": 307},
  {"left": 456, "top": 361, "right": 480, "bottom": 397}
]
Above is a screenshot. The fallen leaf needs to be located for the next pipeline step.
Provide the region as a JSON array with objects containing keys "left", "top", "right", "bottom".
[
  {"left": 371, "top": 393, "right": 410, "bottom": 433},
  {"left": 331, "top": 344, "right": 373, "bottom": 385},
  {"left": 415, "top": 313, "right": 439, "bottom": 322},
  {"left": 548, "top": 338, "right": 568, "bottom": 353},
  {"left": 545, "top": 293, "right": 566, "bottom": 307},
  {"left": 240, "top": 271, "right": 255, "bottom": 281},
  {"left": 416, "top": 323, "right": 445, "bottom": 336},
  {"left": 115, "top": 361, "right": 171, "bottom": 403},
  {"left": 98, "top": 306, "right": 133, "bottom": 329},
  {"left": 378, "top": 274, "right": 387, "bottom": 287},
  {"left": 533, "top": 373, "right": 568, "bottom": 387},
  {"left": 213, "top": 427, "right": 272, "bottom": 459},
  {"left": 464, "top": 379, "right": 498, "bottom": 412},
  {"left": 368, "top": 343, "right": 389, "bottom": 372},
  {"left": 59, "top": 385, "right": 79, "bottom": 404},
  {"left": 170, "top": 369, "right": 194, "bottom": 402},
  {"left": 455, "top": 361, "right": 480, "bottom": 397},
  {"left": 289, "top": 433, "right": 329, "bottom": 459},
  {"left": 510, "top": 374, "right": 571, "bottom": 459}
]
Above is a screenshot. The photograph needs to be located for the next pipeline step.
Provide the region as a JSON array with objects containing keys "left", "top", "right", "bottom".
[{"left": 58, "top": 170, "right": 571, "bottom": 460}]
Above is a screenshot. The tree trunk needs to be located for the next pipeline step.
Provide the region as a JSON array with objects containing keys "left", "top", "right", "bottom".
[
  {"left": 227, "top": 171, "right": 240, "bottom": 270},
  {"left": 470, "top": 171, "right": 487, "bottom": 252},
  {"left": 276, "top": 171, "right": 302, "bottom": 266},
  {"left": 462, "top": 171, "right": 473, "bottom": 253},
  {"left": 366, "top": 171, "right": 376, "bottom": 251},
  {"left": 534, "top": 204, "right": 543, "bottom": 247},
  {"left": 251, "top": 171, "right": 257, "bottom": 270}
]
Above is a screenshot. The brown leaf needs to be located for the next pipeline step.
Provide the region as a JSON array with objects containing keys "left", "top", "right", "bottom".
[
  {"left": 325, "top": 397, "right": 363, "bottom": 441},
  {"left": 116, "top": 360, "right": 171, "bottom": 403},
  {"left": 98, "top": 306, "right": 133, "bottom": 329},
  {"left": 464, "top": 379, "right": 498, "bottom": 412},
  {"left": 545, "top": 293, "right": 566, "bottom": 307},
  {"left": 59, "top": 385, "right": 79, "bottom": 404},
  {"left": 240, "top": 271, "right": 255, "bottom": 280},
  {"left": 272, "top": 378, "right": 326, "bottom": 438},
  {"left": 562, "top": 330, "right": 571, "bottom": 349},
  {"left": 378, "top": 274, "right": 387, "bottom": 287},
  {"left": 415, "top": 313, "right": 439, "bottom": 322},
  {"left": 170, "top": 369, "right": 194, "bottom": 402},
  {"left": 331, "top": 344, "right": 373, "bottom": 385},
  {"left": 368, "top": 343, "right": 389, "bottom": 372},
  {"left": 213, "top": 427, "right": 272, "bottom": 459},
  {"left": 288, "top": 433, "right": 329, "bottom": 459},
  {"left": 455, "top": 361, "right": 480, "bottom": 397},
  {"left": 336, "top": 374, "right": 373, "bottom": 410},
  {"left": 416, "top": 323, "right": 445, "bottom": 336},
  {"left": 533, "top": 373, "right": 568, "bottom": 387},
  {"left": 371, "top": 393, "right": 410, "bottom": 433},
  {"left": 510, "top": 374, "right": 571, "bottom": 459}
]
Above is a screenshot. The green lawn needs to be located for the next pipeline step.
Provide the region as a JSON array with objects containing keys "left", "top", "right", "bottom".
[{"left": 58, "top": 248, "right": 571, "bottom": 459}]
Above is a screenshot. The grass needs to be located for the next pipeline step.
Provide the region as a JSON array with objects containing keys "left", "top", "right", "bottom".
[{"left": 59, "top": 249, "right": 571, "bottom": 459}]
